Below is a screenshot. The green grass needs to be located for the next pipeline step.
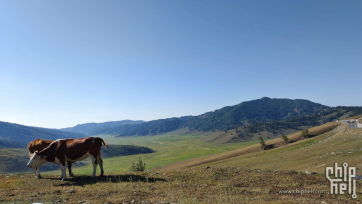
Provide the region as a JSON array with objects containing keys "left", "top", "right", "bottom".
[
  {"left": 154, "top": 122, "right": 339, "bottom": 172},
  {"left": 0, "top": 148, "right": 28, "bottom": 157},
  {"left": 1, "top": 167, "right": 360, "bottom": 203},
  {"left": 0, "top": 148, "right": 30, "bottom": 174},
  {"left": 211, "top": 123, "right": 362, "bottom": 175},
  {"left": 43, "top": 132, "right": 259, "bottom": 176}
]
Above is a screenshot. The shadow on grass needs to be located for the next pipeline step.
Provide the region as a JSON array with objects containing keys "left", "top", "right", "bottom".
[{"left": 50, "top": 174, "right": 166, "bottom": 187}]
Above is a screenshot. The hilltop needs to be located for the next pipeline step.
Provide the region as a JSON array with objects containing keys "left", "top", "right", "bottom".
[
  {"left": 0, "top": 121, "right": 87, "bottom": 143},
  {"left": 111, "top": 97, "right": 331, "bottom": 137},
  {"left": 182, "top": 97, "right": 329, "bottom": 131}
]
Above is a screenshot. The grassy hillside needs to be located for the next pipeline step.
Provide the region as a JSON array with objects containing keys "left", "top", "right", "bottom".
[
  {"left": 1, "top": 167, "right": 360, "bottom": 203},
  {"left": 211, "top": 122, "right": 362, "bottom": 175},
  {"left": 155, "top": 122, "right": 340, "bottom": 172},
  {"left": 153, "top": 117, "right": 362, "bottom": 178},
  {"left": 202, "top": 128, "right": 299, "bottom": 144},
  {"left": 0, "top": 148, "right": 30, "bottom": 174}
]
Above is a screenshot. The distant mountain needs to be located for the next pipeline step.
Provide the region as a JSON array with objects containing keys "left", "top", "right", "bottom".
[
  {"left": 0, "top": 121, "right": 87, "bottom": 143},
  {"left": 60, "top": 120, "right": 145, "bottom": 135},
  {"left": 203, "top": 106, "right": 362, "bottom": 144},
  {"left": 182, "top": 97, "right": 329, "bottom": 131},
  {"left": 242, "top": 106, "right": 362, "bottom": 133},
  {"left": 114, "top": 97, "right": 330, "bottom": 136},
  {"left": 111, "top": 116, "right": 193, "bottom": 136},
  {"left": 0, "top": 139, "right": 27, "bottom": 148},
  {"left": 4, "top": 97, "right": 358, "bottom": 141}
]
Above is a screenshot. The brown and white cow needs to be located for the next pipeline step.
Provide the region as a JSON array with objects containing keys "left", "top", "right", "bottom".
[
  {"left": 27, "top": 139, "right": 75, "bottom": 178},
  {"left": 27, "top": 137, "right": 108, "bottom": 180}
]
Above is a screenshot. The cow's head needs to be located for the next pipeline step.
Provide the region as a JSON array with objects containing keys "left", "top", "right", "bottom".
[{"left": 27, "top": 151, "right": 47, "bottom": 168}]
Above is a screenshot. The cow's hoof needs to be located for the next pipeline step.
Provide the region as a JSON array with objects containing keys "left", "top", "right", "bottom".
[{"left": 69, "top": 174, "right": 75, "bottom": 177}]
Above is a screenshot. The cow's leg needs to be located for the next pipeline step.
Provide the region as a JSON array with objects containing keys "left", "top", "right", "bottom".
[
  {"left": 67, "top": 161, "right": 74, "bottom": 177},
  {"left": 60, "top": 165, "right": 66, "bottom": 181},
  {"left": 90, "top": 155, "right": 97, "bottom": 178},
  {"left": 58, "top": 157, "right": 67, "bottom": 181},
  {"left": 36, "top": 166, "right": 42, "bottom": 178},
  {"left": 34, "top": 166, "right": 41, "bottom": 178},
  {"left": 98, "top": 156, "right": 104, "bottom": 176}
]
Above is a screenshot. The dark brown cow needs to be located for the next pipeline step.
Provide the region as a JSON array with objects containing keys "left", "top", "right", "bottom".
[
  {"left": 27, "top": 139, "right": 74, "bottom": 178},
  {"left": 27, "top": 137, "right": 108, "bottom": 180}
]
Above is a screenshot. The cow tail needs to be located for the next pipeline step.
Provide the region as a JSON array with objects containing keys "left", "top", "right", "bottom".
[{"left": 101, "top": 138, "right": 108, "bottom": 149}]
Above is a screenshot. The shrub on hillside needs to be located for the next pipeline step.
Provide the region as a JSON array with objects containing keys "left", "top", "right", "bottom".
[
  {"left": 259, "top": 136, "right": 266, "bottom": 150},
  {"left": 302, "top": 129, "right": 310, "bottom": 138},
  {"left": 130, "top": 157, "right": 146, "bottom": 172},
  {"left": 281, "top": 134, "right": 288, "bottom": 145}
]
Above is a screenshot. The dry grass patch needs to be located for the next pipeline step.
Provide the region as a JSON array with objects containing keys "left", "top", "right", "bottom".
[
  {"left": 347, "top": 114, "right": 362, "bottom": 120},
  {"left": 0, "top": 167, "right": 360, "bottom": 203}
]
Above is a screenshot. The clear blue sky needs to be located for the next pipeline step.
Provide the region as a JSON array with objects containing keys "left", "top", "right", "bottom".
[{"left": 1, "top": 0, "right": 361, "bottom": 128}]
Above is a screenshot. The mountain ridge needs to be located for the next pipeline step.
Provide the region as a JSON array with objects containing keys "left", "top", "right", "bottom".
[
  {"left": 2, "top": 97, "right": 361, "bottom": 143},
  {"left": 181, "top": 97, "right": 329, "bottom": 131},
  {"left": 0, "top": 121, "right": 87, "bottom": 143},
  {"left": 106, "top": 97, "right": 331, "bottom": 136},
  {"left": 60, "top": 120, "right": 145, "bottom": 135}
]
